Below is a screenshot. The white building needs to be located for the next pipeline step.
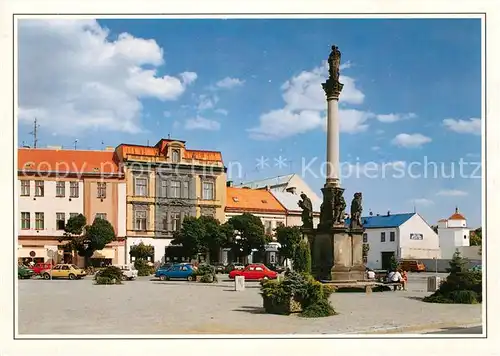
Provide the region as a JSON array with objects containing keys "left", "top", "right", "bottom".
[
  {"left": 18, "top": 179, "right": 84, "bottom": 261},
  {"left": 348, "top": 212, "right": 441, "bottom": 270},
  {"left": 270, "top": 191, "right": 321, "bottom": 228},
  {"left": 236, "top": 173, "right": 321, "bottom": 202},
  {"left": 437, "top": 207, "right": 471, "bottom": 259}
]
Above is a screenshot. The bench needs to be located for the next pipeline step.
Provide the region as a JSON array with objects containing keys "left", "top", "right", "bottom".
[{"left": 381, "top": 282, "right": 403, "bottom": 291}]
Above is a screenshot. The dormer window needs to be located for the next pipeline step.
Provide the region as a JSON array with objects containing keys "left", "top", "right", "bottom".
[
  {"left": 261, "top": 199, "right": 268, "bottom": 204},
  {"left": 172, "top": 149, "right": 180, "bottom": 163},
  {"left": 232, "top": 197, "right": 239, "bottom": 202}
]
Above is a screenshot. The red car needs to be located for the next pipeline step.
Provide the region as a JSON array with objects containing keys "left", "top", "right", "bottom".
[
  {"left": 228, "top": 263, "right": 278, "bottom": 281},
  {"left": 29, "top": 262, "right": 52, "bottom": 275}
]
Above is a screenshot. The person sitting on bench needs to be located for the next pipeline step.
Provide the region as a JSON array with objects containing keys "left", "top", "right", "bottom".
[{"left": 387, "top": 269, "right": 403, "bottom": 290}]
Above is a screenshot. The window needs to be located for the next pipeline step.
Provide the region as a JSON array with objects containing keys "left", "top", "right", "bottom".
[
  {"left": 69, "top": 213, "right": 78, "bottom": 219},
  {"left": 172, "top": 149, "right": 180, "bottom": 163},
  {"left": 362, "top": 233, "right": 368, "bottom": 243},
  {"left": 170, "top": 181, "right": 181, "bottom": 198},
  {"left": 202, "top": 181, "right": 214, "bottom": 200},
  {"left": 21, "top": 181, "right": 30, "bottom": 196},
  {"left": 182, "top": 181, "right": 189, "bottom": 199},
  {"left": 97, "top": 182, "right": 106, "bottom": 199},
  {"left": 56, "top": 213, "right": 65, "bottom": 230},
  {"left": 264, "top": 221, "right": 273, "bottom": 234},
  {"left": 21, "top": 212, "right": 30, "bottom": 229},
  {"left": 135, "top": 178, "right": 147, "bottom": 196},
  {"left": 134, "top": 210, "right": 147, "bottom": 231},
  {"left": 61, "top": 265, "right": 69, "bottom": 270},
  {"left": 161, "top": 180, "right": 168, "bottom": 197},
  {"left": 381, "top": 232, "right": 386, "bottom": 242},
  {"left": 95, "top": 213, "right": 107, "bottom": 221},
  {"left": 56, "top": 181, "right": 65, "bottom": 197},
  {"left": 35, "top": 212, "right": 44, "bottom": 230},
  {"left": 464, "top": 235, "right": 467, "bottom": 239},
  {"left": 70, "top": 182, "right": 79, "bottom": 198},
  {"left": 162, "top": 213, "right": 169, "bottom": 231},
  {"left": 35, "top": 181, "right": 44, "bottom": 197},
  {"left": 390, "top": 231, "right": 395, "bottom": 242},
  {"left": 171, "top": 212, "right": 181, "bottom": 231}
]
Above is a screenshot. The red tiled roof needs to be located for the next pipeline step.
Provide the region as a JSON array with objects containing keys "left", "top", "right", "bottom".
[
  {"left": 448, "top": 213, "right": 466, "bottom": 220},
  {"left": 18, "top": 148, "right": 121, "bottom": 175},
  {"left": 226, "top": 187, "right": 286, "bottom": 214}
]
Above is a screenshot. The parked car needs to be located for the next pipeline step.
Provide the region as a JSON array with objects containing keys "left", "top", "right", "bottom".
[
  {"left": 114, "top": 264, "right": 138, "bottom": 280},
  {"left": 228, "top": 263, "right": 278, "bottom": 281},
  {"left": 225, "top": 263, "right": 245, "bottom": 273},
  {"left": 398, "top": 259, "right": 426, "bottom": 272},
  {"left": 29, "top": 262, "right": 52, "bottom": 276},
  {"left": 18, "top": 265, "right": 34, "bottom": 279},
  {"left": 155, "top": 263, "right": 197, "bottom": 281},
  {"left": 40, "top": 264, "right": 87, "bottom": 280},
  {"left": 214, "top": 263, "right": 226, "bottom": 274}
]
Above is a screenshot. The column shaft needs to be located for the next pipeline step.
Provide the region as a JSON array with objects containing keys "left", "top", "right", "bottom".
[{"left": 326, "top": 96, "right": 340, "bottom": 186}]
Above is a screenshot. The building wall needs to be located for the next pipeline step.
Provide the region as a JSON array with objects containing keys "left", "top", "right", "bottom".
[
  {"left": 196, "top": 171, "right": 227, "bottom": 222},
  {"left": 126, "top": 237, "right": 173, "bottom": 264},
  {"left": 364, "top": 227, "right": 399, "bottom": 269},
  {"left": 287, "top": 175, "right": 321, "bottom": 202},
  {"left": 447, "top": 218, "right": 467, "bottom": 228},
  {"left": 117, "top": 182, "right": 127, "bottom": 237},
  {"left": 155, "top": 169, "right": 197, "bottom": 238},
  {"left": 83, "top": 177, "right": 120, "bottom": 233},
  {"left": 18, "top": 178, "right": 84, "bottom": 237},
  {"left": 438, "top": 227, "right": 470, "bottom": 259},
  {"left": 399, "top": 214, "right": 441, "bottom": 259},
  {"left": 285, "top": 213, "right": 320, "bottom": 229},
  {"left": 125, "top": 165, "right": 156, "bottom": 238}
]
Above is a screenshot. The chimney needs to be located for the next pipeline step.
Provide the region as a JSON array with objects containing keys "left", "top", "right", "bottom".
[
  {"left": 105, "top": 146, "right": 115, "bottom": 151},
  {"left": 369, "top": 210, "right": 373, "bottom": 216},
  {"left": 265, "top": 185, "right": 270, "bottom": 191},
  {"left": 286, "top": 187, "right": 297, "bottom": 195},
  {"left": 226, "top": 181, "right": 233, "bottom": 187},
  {"left": 387, "top": 210, "right": 391, "bottom": 216},
  {"left": 376, "top": 213, "right": 380, "bottom": 216}
]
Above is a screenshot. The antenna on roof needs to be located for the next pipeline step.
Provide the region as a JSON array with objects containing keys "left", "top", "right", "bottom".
[
  {"left": 147, "top": 140, "right": 150, "bottom": 146},
  {"left": 413, "top": 201, "right": 417, "bottom": 213},
  {"left": 29, "top": 117, "right": 40, "bottom": 149},
  {"left": 101, "top": 141, "right": 104, "bottom": 150},
  {"left": 167, "top": 133, "right": 171, "bottom": 139},
  {"left": 74, "top": 139, "right": 78, "bottom": 150}
]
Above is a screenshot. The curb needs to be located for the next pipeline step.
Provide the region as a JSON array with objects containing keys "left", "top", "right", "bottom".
[{"left": 353, "top": 321, "right": 483, "bottom": 334}]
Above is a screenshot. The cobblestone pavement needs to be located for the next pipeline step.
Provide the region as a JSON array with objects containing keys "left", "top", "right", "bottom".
[{"left": 17, "top": 273, "right": 482, "bottom": 335}]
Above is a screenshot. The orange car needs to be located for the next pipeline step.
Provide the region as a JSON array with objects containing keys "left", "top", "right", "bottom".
[{"left": 398, "top": 259, "right": 426, "bottom": 272}]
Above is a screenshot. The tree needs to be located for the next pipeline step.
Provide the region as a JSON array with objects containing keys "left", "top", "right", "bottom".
[
  {"left": 225, "top": 213, "right": 267, "bottom": 260},
  {"left": 176, "top": 216, "right": 205, "bottom": 259},
  {"left": 60, "top": 215, "right": 116, "bottom": 267},
  {"left": 431, "top": 225, "right": 438, "bottom": 234},
  {"left": 198, "top": 215, "right": 229, "bottom": 262},
  {"left": 470, "top": 227, "right": 482, "bottom": 246},
  {"left": 390, "top": 255, "right": 399, "bottom": 271},
  {"left": 129, "top": 242, "right": 154, "bottom": 261},
  {"left": 292, "top": 240, "right": 311, "bottom": 273},
  {"left": 447, "top": 250, "right": 469, "bottom": 273},
  {"left": 275, "top": 225, "right": 302, "bottom": 268}
]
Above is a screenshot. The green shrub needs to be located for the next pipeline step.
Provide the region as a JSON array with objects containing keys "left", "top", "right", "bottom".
[
  {"left": 424, "top": 252, "right": 482, "bottom": 304},
  {"left": 95, "top": 276, "right": 121, "bottom": 285},
  {"left": 134, "top": 259, "right": 154, "bottom": 276},
  {"left": 260, "top": 271, "right": 335, "bottom": 317},
  {"left": 449, "top": 290, "right": 478, "bottom": 304},
  {"left": 292, "top": 240, "right": 311, "bottom": 274},
  {"left": 300, "top": 299, "right": 336, "bottom": 318},
  {"left": 95, "top": 266, "right": 123, "bottom": 281},
  {"left": 196, "top": 264, "right": 215, "bottom": 276}
]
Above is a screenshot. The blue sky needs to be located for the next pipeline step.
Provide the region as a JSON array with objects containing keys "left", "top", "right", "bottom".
[{"left": 18, "top": 18, "right": 482, "bottom": 227}]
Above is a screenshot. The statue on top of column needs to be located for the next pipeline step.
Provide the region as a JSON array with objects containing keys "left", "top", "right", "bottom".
[
  {"left": 298, "top": 193, "right": 314, "bottom": 229},
  {"left": 328, "top": 45, "right": 342, "bottom": 81}
]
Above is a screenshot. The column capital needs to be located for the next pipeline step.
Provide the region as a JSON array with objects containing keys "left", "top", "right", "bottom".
[{"left": 322, "top": 78, "right": 343, "bottom": 99}]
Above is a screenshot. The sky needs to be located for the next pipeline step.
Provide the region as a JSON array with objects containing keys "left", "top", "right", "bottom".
[{"left": 17, "top": 18, "right": 482, "bottom": 227}]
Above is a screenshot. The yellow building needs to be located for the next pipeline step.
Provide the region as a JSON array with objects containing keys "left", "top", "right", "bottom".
[{"left": 115, "top": 138, "right": 226, "bottom": 263}]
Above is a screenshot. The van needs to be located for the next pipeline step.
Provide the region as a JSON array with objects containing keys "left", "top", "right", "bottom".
[{"left": 398, "top": 259, "right": 426, "bottom": 272}]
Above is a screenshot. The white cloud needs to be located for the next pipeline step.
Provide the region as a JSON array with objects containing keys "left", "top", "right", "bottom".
[
  {"left": 371, "top": 146, "right": 381, "bottom": 151},
  {"left": 185, "top": 117, "right": 221, "bottom": 131},
  {"left": 443, "top": 118, "right": 481, "bottom": 135},
  {"left": 197, "top": 94, "right": 219, "bottom": 111},
  {"left": 249, "top": 61, "right": 367, "bottom": 139},
  {"left": 376, "top": 112, "right": 417, "bottom": 123},
  {"left": 248, "top": 109, "right": 323, "bottom": 140},
  {"left": 215, "top": 108, "right": 228, "bottom": 116},
  {"left": 412, "top": 198, "right": 434, "bottom": 206},
  {"left": 436, "top": 189, "right": 468, "bottom": 197},
  {"left": 391, "top": 133, "right": 432, "bottom": 148},
  {"left": 18, "top": 19, "right": 196, "bottom": 135},
  {"left": 215, "top": 77, "right": 245, "bottom": 89}
]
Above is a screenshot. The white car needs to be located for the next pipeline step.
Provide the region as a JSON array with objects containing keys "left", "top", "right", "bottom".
[{"left": 115, "top": 265, "right": 138, "bottom": 280}]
